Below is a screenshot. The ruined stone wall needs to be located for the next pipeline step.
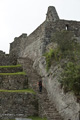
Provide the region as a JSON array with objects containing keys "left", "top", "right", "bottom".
[
  {"left": 0, "top": 92, "right": 38, "bottom": 119},
  {"left": 46, "top": 6, "right": 59, "bottom": 21},
  {"left": 10, "top": 22, "right": 46, "bottom": 59},
  {"left": 45, "top": 20, "right": 80, "bottom": 40},
  {"left": 8, "top": 6, "right": 80, "bottom": 120},
  {"left": 0, "top": 51, "right": 10, "bottom": 66},
  {"left": 10, "top": 20, "right": 80, "bottom": 62},
  {"left": 10, "top": 34, "right": 27, "bottom": 64}
]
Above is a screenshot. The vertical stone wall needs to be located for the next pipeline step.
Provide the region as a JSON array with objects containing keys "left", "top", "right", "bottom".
[
  {"left": 10, "top": 34, "right": 27, "bottom": 63},
  {"left": 0, "top": 92, "right": 38, "bottom": 119},
  {"left": 0, "top": 51, "right": 10, "bottom": 66}
]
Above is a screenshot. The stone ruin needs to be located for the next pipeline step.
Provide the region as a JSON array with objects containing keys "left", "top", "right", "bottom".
[{"left": 0, "top": 6, "right": 80, "bottom": 120}]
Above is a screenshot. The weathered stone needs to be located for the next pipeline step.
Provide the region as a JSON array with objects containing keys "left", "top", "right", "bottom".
[
  {"left": 16, "top": 118, "right": 32, "bottom": 120},
  {"left": 0, "top": 75, "right": 28, "bottom": 90},
  {"left": 0, "top": 92, "right": 38, "bottom": 119},
  {"left": 46, "top": 6, "right": 59, "bottom": 21},
  {"left": 0, "top": 6, "right": 80, "bottom": 120},
  {"left": 0, "top": 66, "right": 23, "bottom": 73}
]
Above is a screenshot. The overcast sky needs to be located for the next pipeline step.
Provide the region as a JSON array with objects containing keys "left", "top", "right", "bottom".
[{"left": 0, "top": 0, "right": 80, "bottom": 53}]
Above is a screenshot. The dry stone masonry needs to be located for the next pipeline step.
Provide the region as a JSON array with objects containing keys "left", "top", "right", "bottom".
[
  {"left": 0, "top": 6, "right": 80, "bottom": 120},
  {"left": 0, "top": 65, "right": 38, "bottom": 119}
]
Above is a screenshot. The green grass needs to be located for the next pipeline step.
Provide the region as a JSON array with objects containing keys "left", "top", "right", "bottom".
[
  {"left": 0, "top": 72, "right": 26, "bottom": 75},
  {"left": 28, "top": 116, "right": 47, "bottom": 120},
  {"left": 0, "top": 89, "right": 36, "bottom": 94},
  {"left": 0, "top": 64, "right": 21, "bottom": 68}
]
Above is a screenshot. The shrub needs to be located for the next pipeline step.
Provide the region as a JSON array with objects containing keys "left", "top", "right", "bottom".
[
  {"left": 51, "top": 30, "right": 76, "bottom": 51},
  {"left": 44, "top": 48, "right": 61, "bottom": 71},
  {"left": 51, "top": 30, "right": 80, "bottom": 60},
  {"left": 60, "top": 62, "right": 80, "bottom": 95},
  {"left": 44, "top": 49, "right": 54, "bottom": 71}
]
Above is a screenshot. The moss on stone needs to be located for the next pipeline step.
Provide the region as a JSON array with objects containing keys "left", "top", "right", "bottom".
[
  {"left": 0, "top": 72, "right": 26, "bottom": 75},
  {"left": 0, "top": 64, "right": 21, "bottom": 68},
  {"left": 0, "top": 89, "right": 36, "bottom": 94}
]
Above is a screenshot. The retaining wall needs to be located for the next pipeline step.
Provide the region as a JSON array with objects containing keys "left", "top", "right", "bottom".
[{"left": 0, "top": 92, "right": 38, "bottom": 119}]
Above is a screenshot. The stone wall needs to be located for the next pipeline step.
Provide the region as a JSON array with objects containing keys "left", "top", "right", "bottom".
[
  {"left": 10, "top": 22, "right": 46, "bottom": 59},
  {"left": 45, "top": 20, "right": 80, "bottom": 39},
  {"left": 10, "top": 20, "right": 80, "bottom": 62},
  {"left": 0, "top": 51, "right": 10, "bottom": 66},
  {"left": 8, "top": 6, "right": 80, "bottom": 120},
  {"left": 46, "top": 6, "right": 59, "bottom": 22},
  {"left": 0, "top": 92, "right": 38, "bottom": 119},
  {"left": 0, "top": 74, "right": 28, "bottom": 90}
]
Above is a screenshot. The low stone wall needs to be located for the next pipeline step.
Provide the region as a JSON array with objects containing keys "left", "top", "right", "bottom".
[
  {"left": 0, "top": 92, "right": 38, "bottom": 119},
  {"left": 0, "top": 75, "right": 28, "bottom": 90}
]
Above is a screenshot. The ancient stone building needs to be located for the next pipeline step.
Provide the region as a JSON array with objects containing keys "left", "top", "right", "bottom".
[{"left": 0, "top": 6, "right": 80, "bottom": 120}]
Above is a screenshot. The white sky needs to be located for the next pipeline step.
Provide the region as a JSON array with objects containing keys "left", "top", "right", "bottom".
[{"left": 0, "top": 0, "right": 80, "bottom": 53}]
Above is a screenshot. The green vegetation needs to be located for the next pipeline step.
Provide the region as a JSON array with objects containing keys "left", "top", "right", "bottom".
[
  {"left": 51, "top": 30, "right": 80, "bottom": 60},
  {"left": 28, "top": 116, "right": 47, "bottom": 120},
  {"left": 0, "top": 64, "right": 21, "bottom": 68},
  {"left": 44, "top": 48, "right": 61, "bottom": 71},
  {"left": 51, "top": 30, "right": 76, "bottom": 52},
  {"left": 0, "top": 72, "right": 26, "bottom": 75},
  {"left": 44, "top": 49, "right": 54, "bottom": 71},
  {"left": 59, "top": 62, "right": 80, "bottom": 95},
  {"left": 0, "top": 89, "right": 36, "bottom": 94},
  {"left": 44, "top": 30, "right": 80, "bottom": 95}
]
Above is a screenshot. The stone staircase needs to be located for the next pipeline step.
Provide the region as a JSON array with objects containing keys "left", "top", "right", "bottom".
[{"left": 17, "top": 57, "right": 64, "bottom": 120}]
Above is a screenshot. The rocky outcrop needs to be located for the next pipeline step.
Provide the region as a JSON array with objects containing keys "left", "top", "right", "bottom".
[{"left": 33, "top": 57, "right": 80, "bottom": 120}]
